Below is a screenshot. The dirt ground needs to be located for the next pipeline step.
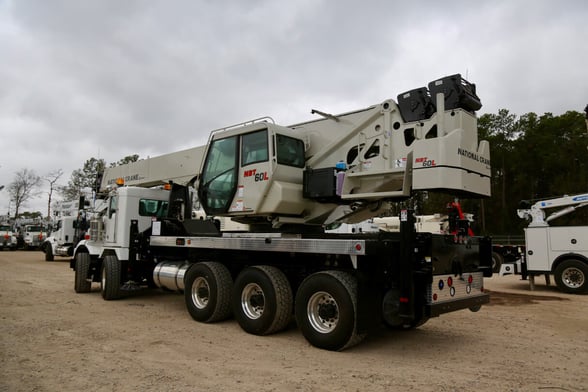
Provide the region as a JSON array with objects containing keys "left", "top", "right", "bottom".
[{"left": 1, "top": 251, "right": 586, "bottom": 392}]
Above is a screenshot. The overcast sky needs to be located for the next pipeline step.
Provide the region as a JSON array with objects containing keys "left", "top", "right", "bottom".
[{"left": 1, "top": 0, "right": 587, "bottom": 217}]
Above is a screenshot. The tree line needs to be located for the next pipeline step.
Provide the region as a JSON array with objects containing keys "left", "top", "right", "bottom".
[
  {"left": 419, "top": 108, "right": 588, "bottom": 235},
  {"left": 4, "top": 108, "right": 587, "bottom": 236},
  {"left": 3, "top": 155, "right": 138, "bottom": 220}
]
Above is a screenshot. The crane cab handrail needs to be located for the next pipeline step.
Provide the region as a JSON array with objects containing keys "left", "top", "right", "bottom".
[{"left": 206, "top": 116, "right": 275, "bottom": 142}]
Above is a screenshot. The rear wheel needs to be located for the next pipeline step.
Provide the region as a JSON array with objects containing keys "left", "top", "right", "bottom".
[
  {"left": 74, "top": 253, "right": 92, "bottom": 293},
  {"left": 233, "top": 266, "right": 293, "bottom": 335},
  {"left": 554, "top": 259, "right": 588, "bottom": 294},
  {"left": 101, "top": 255, "right": 122, "bottom": 300},
  {"left": 295, "top": 271, "right": 365, "bottom": 351},
  {"left": 184, "top": 262, "right": 233, "bottom": 323},
  {"left": 491, "top": 251, "right": 503, "bottom": 273}
]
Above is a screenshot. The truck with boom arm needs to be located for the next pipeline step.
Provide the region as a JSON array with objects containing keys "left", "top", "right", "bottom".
[
  {"left": 72, "top": 74, "right": 493, "bottom": 350},
  {"left": 504, "top": 107, "right": 588, "bottom": 293},
  {"left": 515, "top": 193, "right": 588, "bottom": 293}
]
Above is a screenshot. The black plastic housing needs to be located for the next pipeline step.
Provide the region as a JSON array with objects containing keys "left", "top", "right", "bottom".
[{"left": 428, "top": 74, "right": 482, "bottom": 113}]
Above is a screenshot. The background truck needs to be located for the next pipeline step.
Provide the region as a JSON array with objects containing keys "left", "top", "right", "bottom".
[
  {"left": 513, "top": 193, "right": 588, "bottom": 293},
  {"left": 1, "top": 223, "right": 18, "bottom": 250},
  {"left": 42, "top": 195, "right": 100, "bottom": 261},
  {"left": 72, "top": 74, "right": 493, "bottom": 350},
  {"left": 22, "top": 224, "right": 47, "bottom": 250},
  {"left": 502, "top": 109, "right": 588, "bottom": 293},
  {"left": 369, "top": 200, "right": 524, "bottom": 273}
]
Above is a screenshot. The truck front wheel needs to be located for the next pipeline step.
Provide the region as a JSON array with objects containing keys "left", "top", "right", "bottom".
[
  {"left": 45, "top": 244, "right": 54, "bottom": 262},
  {"left": 295, "top": 271, "right": 365, "bottom": 351},
  {"left": 233, "top": 265, "right": 292, "bottom": 335},
  {"left": 554, "top": 259, "right": 588, "bottom": 294},
  {"left": 101, "top": 255, "right": 122, "bottom": 300},
  {"left": 74, "top": 253, "right": 92, "bottom": 293},
  {"left": 184, "top": 261, "right": 233, "bottom": 323}
]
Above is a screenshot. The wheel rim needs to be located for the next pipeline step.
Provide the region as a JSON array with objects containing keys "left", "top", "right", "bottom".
[
  {"left": 307, "top": 291, "right": 339, "bottom": 333},
  {"left": 101, "top": 265, "right": 106, "bottom": 290},
  {"left": 241, "top": 283, "right": 264, "bottom": 319},
  {"left": 191, "top": 277, "right": 210, "bottom": 309},
  {"left": 561, "top": 267, "right": 585, "bottom": 289}
]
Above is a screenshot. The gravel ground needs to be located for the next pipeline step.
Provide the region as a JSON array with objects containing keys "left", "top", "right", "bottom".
[{"left": 1, "top": 250, "right": 586, "bottom": 392}]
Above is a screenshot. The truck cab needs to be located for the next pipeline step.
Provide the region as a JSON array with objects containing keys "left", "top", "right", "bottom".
[
  {"left": 42, "top": 216, "right": 79, "bottom": 261},
  {"left": 1, "top": 224, "right": 17, "bottom": 250},
  {"left": 77, "top": 186, "right": 171, "bottom": 261},
  {"left": 198, "top": 123, "right": 306, "bottom": 223},
  {"left": 23, "top": 224, "right": 46, "bottom": 250}
]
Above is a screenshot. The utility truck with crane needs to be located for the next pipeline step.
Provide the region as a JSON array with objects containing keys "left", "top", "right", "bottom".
[
  {"left": 514, "top": 193, "right": 588, "bottom": 293},
  {"left": 72, "top": 74, "right": 493, "bottom": 350},
  {"left": 502, "top": 107, "right": 588, "bottom": 293}
]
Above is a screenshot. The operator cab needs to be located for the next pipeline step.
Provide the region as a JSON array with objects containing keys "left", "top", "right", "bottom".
[{"left": 198, "top": 122, "right": 306, "bottom": 219}]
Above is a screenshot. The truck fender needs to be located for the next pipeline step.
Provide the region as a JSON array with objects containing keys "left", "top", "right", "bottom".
[{"left": 551, "top": 253, "right": 588, "bottom": 272}]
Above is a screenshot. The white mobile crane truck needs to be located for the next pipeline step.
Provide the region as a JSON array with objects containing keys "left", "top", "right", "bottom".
[
  {"left": 72, "top": 74, "right": 493, "bottom": 350},
  {"left": 515, "top": 193, "right": 588, "bottom": 293},
  {"left": 42, "top": 195, "right": 102, "bottom": 261}
]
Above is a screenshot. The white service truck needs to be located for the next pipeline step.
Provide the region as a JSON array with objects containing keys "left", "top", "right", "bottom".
[
  {"left": 514, "top": 193, "right": 588, "bottom": 293},
  {"left": 1, "top": 223, "right": 18, "bottom": 250},
  {"left": 42, "top": 196, "right": 99, "bottom": 261},
  {"left": 22, "top": 224, "right": 47, "bottom": 250},
  {"left": 72, "top": 74, "right": 494, "bottom": 350}
]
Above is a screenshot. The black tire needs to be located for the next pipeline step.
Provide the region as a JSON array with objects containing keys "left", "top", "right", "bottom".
[
  {"left": 74, "top": 253, "right": 92, "bottom": 293},
  {"left": 184, "top": 262, "right": 233, "bottom": 323},
  {"left": 554, "top": 259, "right": 588, "bottom": 294},
  {"left": 101, "top": 255, "right": 122, "bottom": 300},
  {"left": 295, "top": 270, "right": 365, "bottom": 351},
  {"left": 233, "top": 265, "right": 293, "bottom": 335},
  {"left": 491, "top": 251, "right": 504, "bottom": 273},
  {"left": 45, "top": 244, "right": 54, "bottom": 262}
]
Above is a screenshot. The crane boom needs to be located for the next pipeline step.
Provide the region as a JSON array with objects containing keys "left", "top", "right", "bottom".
[
  {"left": 100, "top": 146, "right": 205, "bottom": 190},
  {"left": 102, "top": 74, "right": 491, "bottom": 228},
  {"left": 518, "top": 193, "right": 588, "bottom": 227}
]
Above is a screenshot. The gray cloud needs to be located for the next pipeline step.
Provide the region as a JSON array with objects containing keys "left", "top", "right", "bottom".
[{"left": 1, "top": 0, "right": 586, "bottom": 214}]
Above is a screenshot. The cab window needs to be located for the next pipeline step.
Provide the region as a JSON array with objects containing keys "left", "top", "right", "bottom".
[
  {"left": 276, "top": 134, "right": 305, "bottom": 168},
  {"left": 108, "top": 196, "right": 118, "bottom": 218},
  {"left": 139, "top": 199, "right": 169, "bottom": 217},
  {"left": 242, "top": 130, "right": 269, "bottom": 166}
]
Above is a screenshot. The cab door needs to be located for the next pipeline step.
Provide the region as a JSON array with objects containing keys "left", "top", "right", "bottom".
[
  {"left": 105, "top": 195, "right": 118, "bottom": 244},
  {"left": 233, "top": 129, "right": 273, "bottom": 214},
  {"left": 198, "top": 129, "right": 273, "bottom": 216},
  {"left": 198, "top": 136, "right": 239, "bottom": 214}
]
